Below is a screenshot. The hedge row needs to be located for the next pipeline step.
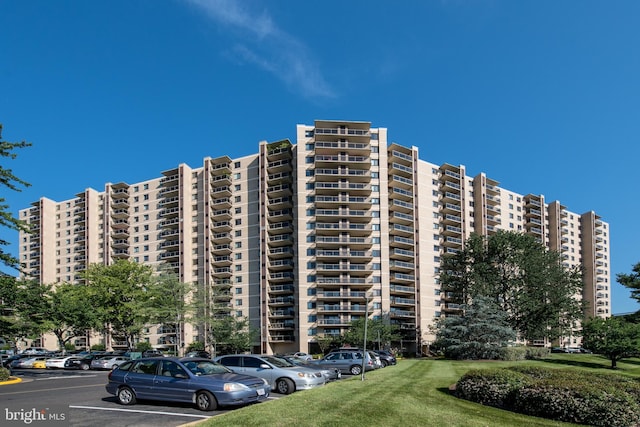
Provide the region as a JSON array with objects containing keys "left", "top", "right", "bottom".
[
  {"left": 454, "top": 366, "right": 640, "bottom": 427},
  {"left": 497, "top": 346, "right": 550, "bottom": 361}
]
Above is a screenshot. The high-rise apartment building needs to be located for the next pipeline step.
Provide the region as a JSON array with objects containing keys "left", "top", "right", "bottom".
[{"left": 18, "top": 120, "right": 611, "bottom": 354}]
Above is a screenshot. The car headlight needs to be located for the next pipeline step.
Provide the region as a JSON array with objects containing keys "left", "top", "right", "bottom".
[
  {"left": 224, "top": 383, "right": 251, "bottom": 392},
  {"left": 297, "top": 372, "right": 314, "bottom": 379}
]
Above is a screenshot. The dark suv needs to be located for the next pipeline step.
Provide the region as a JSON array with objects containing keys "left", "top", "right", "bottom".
[{"left": 374, "top": 350, "right": 397, "bottom": 367}]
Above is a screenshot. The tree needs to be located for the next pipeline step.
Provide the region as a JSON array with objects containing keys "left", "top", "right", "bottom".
[
  {"left": 9, "top": 280, "right": 99, "bottom": 352},
  {"left": 208, "top": 316, "right": 256, "bottom": 355},
  {"left": 440, "top": 231, "right": 584, "bottom": 344},
  {"left": 432, "top": 295, "right": 516, "bottom": 360},
  {"left": 617, "top": 262, "right": 640, "bottom": 304},
  {"left": 0, "top": 124, "right": 31, "bottom": 270},
  {"left": 82, "top": 260, "right": 154, "bottom": 349},
  {"left": 46, "top": 283, "right": 100, "bottom": 352},
  {"left": 582, "top": 317, "right": 640, "bottom": 369},
  {"left": 143, "top": 267, "right": 195, "bottom": 354},
  {"left": 342, "top": 317, "right": 400, "bottom": 349},
  {"left": 0, "top": 275, "right": 19, "bottom": 342}
]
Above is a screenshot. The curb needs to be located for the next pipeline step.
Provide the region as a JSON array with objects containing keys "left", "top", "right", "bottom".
[{"left": 0, "top": 376, "right": 23, "bottom": 386}]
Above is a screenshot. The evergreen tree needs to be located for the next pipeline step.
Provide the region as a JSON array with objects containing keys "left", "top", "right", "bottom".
[{"left": 433, "top": 295, "right": 516, "bottom": 360}]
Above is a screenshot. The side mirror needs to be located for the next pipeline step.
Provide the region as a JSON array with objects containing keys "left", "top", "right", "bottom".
[{"left": 259, "top": 363, "right": 271, "bottom": 370}]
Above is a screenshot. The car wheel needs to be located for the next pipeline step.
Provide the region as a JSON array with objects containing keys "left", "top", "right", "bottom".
[
  {"left": 381, "top": 360, "right": 388, "bottom": 368},
  {"left": 195, "top": 390, "right": 218, "bottom": 411},
  {"left": 350, "top": 365, "right": 362, "bottom": 375},
  {"left": 116, "top": 386, "right": 136, "bottom": 406},
  {"left": 81, "top": 363, "right": 90, "bottom": 371},
  {"left": 276, "top": 378, "right": 295, "bottom": 395}
]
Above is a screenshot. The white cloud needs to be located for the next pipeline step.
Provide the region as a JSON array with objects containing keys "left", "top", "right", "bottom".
[{"left": 184, "top": 0, "right": 335, "bottom": 99}]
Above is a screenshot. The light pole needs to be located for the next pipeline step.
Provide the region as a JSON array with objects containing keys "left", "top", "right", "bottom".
[{"left": 361, "top": 295, "right": 371, "bottom": 381}]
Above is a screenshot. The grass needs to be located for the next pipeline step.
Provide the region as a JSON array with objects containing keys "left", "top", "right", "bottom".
[{"left": 201, "top": 354, "right": 640, "bottom": 427}]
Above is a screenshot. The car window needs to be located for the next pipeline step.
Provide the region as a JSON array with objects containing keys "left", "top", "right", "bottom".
[
  {"left": 343, "top": 352, "right": 354, "bottom": 360},
  {"left": 325, "top": 353, "right": 339, "bottom": 360},
  {"left": 261, "top": 356, "right": 294, "bottom": 367},
  {"left": 218, "top": 356, "right": 242, "bottom": 367},
  {"left": 118, "top": 361, "right": 134, "bottom": 371},
  {"left": 161, "top": 360, "right": 187, "bottom": 377},
  {"left": 242, "top": 356, "right": 264, "bottom": 368},
  {"left": 131, "top": 360, "right": 159, "bottom": 375}
]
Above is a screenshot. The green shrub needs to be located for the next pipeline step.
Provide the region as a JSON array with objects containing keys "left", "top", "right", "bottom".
[
  {"left": 524, "top": 346, "right": 549, "bottom": 359},
  {"left": 454, "top": 368, "right": 530, "bottom": 408},
  {"left": 0, "top": 367, "right": 10, "bottom": 381},
  {"left": 496, "top": 347, "right": 527, "bottom": 361},
  {"left": 456, "top": 366, "right": 640, "bottom": 427}
]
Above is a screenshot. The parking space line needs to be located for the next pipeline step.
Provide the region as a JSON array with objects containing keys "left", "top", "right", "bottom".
[
  {"left": 36, "top": 375, "right": 97, "bottom": 381},
  {"left": 69, "top": 405, "right": 210, "bottom": 419}
]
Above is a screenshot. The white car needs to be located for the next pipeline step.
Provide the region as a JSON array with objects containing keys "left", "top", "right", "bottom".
[
  {"left": 90, "top": 355, "right": 130, "bottom": 370},
  {"left": 16, "top": 356, "right": 47, "bottom": 369},
  {"left": 46, "top": 356, "right": 80, "bottom": 369},
  {"left": 292, "top": 352, "right": 314, "bottom": 361}
]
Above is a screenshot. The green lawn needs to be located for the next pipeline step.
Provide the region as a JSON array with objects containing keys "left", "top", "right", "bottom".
[{"left": 202, "top": 355, "right": 640, "bottom": 427}]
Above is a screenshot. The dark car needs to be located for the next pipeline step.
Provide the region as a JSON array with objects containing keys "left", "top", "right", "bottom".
[
  {"left": 65, "top": 353, "right": 104, "bottom": 370},
  {"left": 374, "top": 350, "right": 397, "bottom": 367},
  {"left": 105, "top": 357, "right": 270, "bottom": 411}
]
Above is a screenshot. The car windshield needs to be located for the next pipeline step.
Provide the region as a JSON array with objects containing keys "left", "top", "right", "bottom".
[
  {"left": 183, "top": 360, "right": 232, "bottom": 376},
  {"left": 261, "top": 356, "right": 294, "bottom": 368}
]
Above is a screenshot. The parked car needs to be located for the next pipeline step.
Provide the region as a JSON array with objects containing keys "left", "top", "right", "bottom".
[
  {"left": 142, "top": 349, "right": 164, "bottom": 358},
  {"left": 16, "top": 356, "right": 48, "bottom": 369},
  {"left": 374, "top": 350, "right": 397, "bottom": 367},
  {"left": 32, "top": 359, "right": 48, "bottom": 369},
  {"left": 214, "top": 354, "right": 325, "bottom": 395},
  {"left": 280, "top": 356, "right": 341, "bottom": 381},
  {"left": 290, "top": 352, "right": 314, "bottom": 361},
  {"left": 19, "top": 347, "right": 51, "bottom": 355},
  {"left": 66, "top": 354, "right": 103, "bottom": 370},
  {"left": 46, "top": 356, "right": 80, "bottom": 369},
  {"left": 91, "top": 355, "right": 130, "bottom": 370},
  {"left": 106, "top": 357, "right": 270, "bottom": 411},
  {"left": 186, "top": 350, "right": 211, "bottom": 359},
  {"left": 312, "top": 350, "right": 377, "bottom": 375}
]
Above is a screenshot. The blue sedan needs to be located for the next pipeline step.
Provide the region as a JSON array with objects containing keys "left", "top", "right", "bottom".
[{"left": 106, "top": 357, "right": 270, "bottom": 411}]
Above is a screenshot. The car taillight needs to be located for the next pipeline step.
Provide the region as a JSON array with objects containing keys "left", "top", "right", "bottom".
[{"left": 108, "top": 371, "right": 113, "bottom": 380}]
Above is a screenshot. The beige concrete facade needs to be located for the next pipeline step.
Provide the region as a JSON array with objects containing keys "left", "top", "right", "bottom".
[{"left": 19, "top": 120, "right": 611, "bottom": 354}]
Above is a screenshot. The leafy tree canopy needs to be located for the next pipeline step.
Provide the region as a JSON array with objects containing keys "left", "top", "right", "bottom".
[
  {"left": 440, "top": 231, "right": 584, "bottom": 343},
  {"left": 582, "top": 317, "right": 640, "bottom": 369},
  {"left": 0, "top": 124, "right": 31, "bottom": 270},
  {"left": 618, "top": 262, "right": 640, "bottom": 305}
]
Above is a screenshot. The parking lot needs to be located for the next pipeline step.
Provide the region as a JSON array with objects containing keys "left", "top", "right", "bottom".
[{"left": 1, "top": 368, "right": 281, "bottom": 427}]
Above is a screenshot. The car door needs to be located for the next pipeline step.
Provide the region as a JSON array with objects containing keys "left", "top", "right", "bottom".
[
  {"left": 152, "top": 360, "right": 192, "bottom": 403},
  {"left": 124, "top": 360, "right": 160, "bottom": 399},
  {"left": 240, "top": 356, "right": 275, "bottom": 385},
  {"left": 320, "top": 352, "right": 347, "bottom": 372},
  {"left": 217, "top": 355, "right": 243, "bottom": 373}
]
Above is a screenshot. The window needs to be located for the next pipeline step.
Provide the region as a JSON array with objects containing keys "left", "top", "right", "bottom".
[
  {"left": 233, "top": 173, "right": 241, "bottom": 179},
  {"left": 235, "top": 299, "right": 242, "bottom": 306},
  {"left": 235, "top": 161, "right": 241, "bottom": 168}
]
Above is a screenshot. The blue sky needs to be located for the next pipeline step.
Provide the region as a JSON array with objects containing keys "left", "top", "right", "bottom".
[{"left": 1, "top": 0, "right": 638, "bottom": 313}]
